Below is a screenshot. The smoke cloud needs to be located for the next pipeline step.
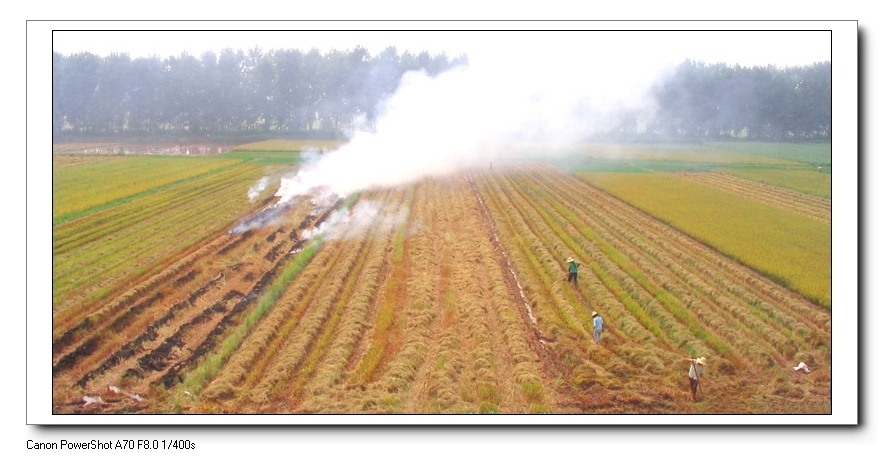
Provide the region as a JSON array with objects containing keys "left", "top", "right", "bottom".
[
  {"left": 300, "top": 200, "right": 409, "bottom": 243},
  {"left": 275, "top": 44, "right": 669, "bottom": 203},
  {"left": 247, "top": 176, "right": 270, "bottom": 202}
]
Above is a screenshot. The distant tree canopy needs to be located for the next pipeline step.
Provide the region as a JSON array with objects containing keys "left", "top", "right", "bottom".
[
  {"left": 649, "top": 60, "right": 831, "bottom": 141},
  {"left": 53, "top": 49, "right": 831, "bottom": 142},
  {"left": 53, "top": 47, "right": 467, "bottom": 139}
]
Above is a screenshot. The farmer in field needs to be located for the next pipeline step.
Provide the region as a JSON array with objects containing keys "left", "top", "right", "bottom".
[
  {"left": 685, "top": 357, "right": 707, "bottom": 402},
  {"left": 592, "top": 311, "right": 604, "bottom": 343},
  {"left": 566, "top": 257, "right": 579, "bottom": 286}
]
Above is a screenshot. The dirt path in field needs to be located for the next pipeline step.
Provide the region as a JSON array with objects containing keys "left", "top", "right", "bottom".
[{"left": 468, "top": 170, "right": 571, "bottom": 385}]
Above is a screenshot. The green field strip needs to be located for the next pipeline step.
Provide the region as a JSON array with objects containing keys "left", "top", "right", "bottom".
[
  {"left": 53, "top": 175, "right": 262, "bottom": 270},
  {"left": 719, "top": 168, "right": 832, "bottom": 200},
  {"left": 52, "top": 164, "right": 265, "bottom": 251},
  {"left": 53, "top": 168, "right": 270, "bottom": 310},
  {"left": 567, "top": 170, "right": 816, "bottom": 317},
  {"left": 215, "top": 150, "right": 305, "bottom": 165},
  {"left": 53, "top": 176, "right": 254, "bottom": 290},
  {"left": 569, "top": 172, "right": 830, "bottom": 349},
  {"left": 570, "top": 143, "right": 810, "bottom": 166},
  {"left": 54, "top": 183, "right": 244, "bottom": 278},
  {"left": 538, "top": 171, "right": 810, "bottom": 360},
  {"left": 577, "top": 172, "right": 831, "bottom": 308},
  {"left": 675, "top": 172, "right": 831, "bottom": 222},
  {"left": 53, "top": 164, "right": 264, "bottom": 266},
  {"left": 53, "top": 162, "right": 289, "bottom": 249},
  {"left": 556, "top": 170, "right": 824, "bottom": 344},
  {"left": 53, "top": 157, "right": 246, "bottom": 224},
  {"left": 703, "top": 141, "right": 832, "bottom": 165},
  {"left": 562, "top": 171, "right": 831, "bottom": 357},
  {"left": 524, "top": 168, "right": 800, "bottom": 363}
]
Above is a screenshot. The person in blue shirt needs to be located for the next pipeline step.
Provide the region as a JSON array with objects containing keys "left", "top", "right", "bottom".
[
  {"left": 566, "top": 257, "right": 579, "bottom": 286},
  {"left": 592, "top": 311, "right": 603, "bottom": 343}
]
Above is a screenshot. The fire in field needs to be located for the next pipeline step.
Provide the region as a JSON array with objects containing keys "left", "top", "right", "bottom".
[
  {"left": 51, "top": 140, "right": 832, "bottom": 416},
  {"left": 48, "top": 35, "right": 836, "bottom": 420}
]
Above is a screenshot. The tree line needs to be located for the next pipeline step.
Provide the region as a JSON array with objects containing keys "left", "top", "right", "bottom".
[
  {"left": 53, "top": 49, "right": 830, "bottom": 142},
  {"left": 53, "top": 47, "right": 466, "bottom": 139},
  {"left": 649, "top": 60, "right": 831, "bottom": 141}
]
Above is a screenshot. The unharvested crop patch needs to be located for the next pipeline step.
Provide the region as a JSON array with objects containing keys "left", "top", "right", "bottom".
[
  {"left": 578, "top": 171, "right": 831, "bottom": 308},
  {"left": 675, "top": 171, "right": 831, "bottom": 222}
]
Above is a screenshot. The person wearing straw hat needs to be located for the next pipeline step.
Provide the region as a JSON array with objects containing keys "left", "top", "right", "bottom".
[
  {"left": 592, "top": 311, "right": 604, "bottom": 343},
  {"left": 566, "top": 257, "right": 580, "bottom": 287},
  {"left": 685, "top": 357, "right": 707, "bottom": 402}
]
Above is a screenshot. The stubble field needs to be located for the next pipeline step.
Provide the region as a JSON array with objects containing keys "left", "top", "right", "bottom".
[{"left": 50, "top": 143, "right": 832, "bottom": 416}]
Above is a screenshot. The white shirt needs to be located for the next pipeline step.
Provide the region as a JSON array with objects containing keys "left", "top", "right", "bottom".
[{"left": 689, "top": 360, "right": 706, "bottom": 380}]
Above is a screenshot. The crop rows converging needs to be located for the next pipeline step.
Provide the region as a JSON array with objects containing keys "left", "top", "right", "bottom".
[
  {"left": 472, "top": 163, "right": 831, "bottom": 413},
  {"left": 52, "top": 189, "right": 337, "bottom": 411},
  {"left": 53, "top": 173, "right": 560, "bottom": 414},
  {"left": 52, "top": 161, "right": 831, "bottom": 414},
  {"left": 674, "top": 171, "right": 831, "bottom": 222},
  {"left": 52, "top": 163, "right": 279, "bottom": 328},
  {"left": 184, "top": 176, "right": 558, "bottom": 414}
]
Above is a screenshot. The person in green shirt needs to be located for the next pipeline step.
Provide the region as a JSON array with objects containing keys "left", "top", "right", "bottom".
[{"left": 566, "top": 257, "right": 579, "bottom": 287}]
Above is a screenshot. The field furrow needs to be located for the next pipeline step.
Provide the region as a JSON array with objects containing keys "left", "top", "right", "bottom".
[
  {"left": 52, "top": 151, "right": 832, "bottom": 416},
  {"left": 265, "top": 192, "right": 402, "bottom": 410},
  {"left": 474, "top": 163, "right": 830, "bottom": 413},
  {"left": 523, "top": 167, "right": 801, "bottom": 357},
  {"left": 52, "top": 198, "right": 334, "bottom": 412},
  {"left": 52, "top": 165, "right": 272, "bottom": 317},
  {"left": 569, "top": 170, "right": 830, "bottom": 332},
  {"left": 536, "top": 171, "right": 822, "bottom": 360}
]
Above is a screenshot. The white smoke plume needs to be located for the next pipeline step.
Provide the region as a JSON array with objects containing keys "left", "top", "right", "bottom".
[
  {"left": 247, "top": 176, "right": 270, "bottom": 202},
  {"left": 299, "top": 200, "right": 408, "bottom": 243},
  {"left": 275, "top": 40, "right": 669, "bottom": 203}
]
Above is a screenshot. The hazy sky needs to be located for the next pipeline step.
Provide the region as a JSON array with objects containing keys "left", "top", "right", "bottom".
[
  {"left": 49, "top": 23, "right": 838, "bottom": 204},
  {"left": 51, "top": 25, "right": 832, "bottom": 69}
]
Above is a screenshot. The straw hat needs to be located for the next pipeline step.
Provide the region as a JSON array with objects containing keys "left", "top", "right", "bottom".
[
  {"left": 591, "top": 311, "right": 598, "bottom": 317},
  {"left": 567, "top": 257, "right": 574, "bottom": 262},
  {"left": 697, "top": 357, "right": 707, "bottom": 366}
]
